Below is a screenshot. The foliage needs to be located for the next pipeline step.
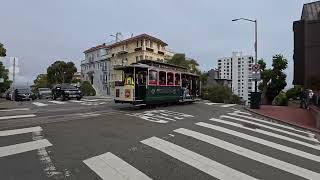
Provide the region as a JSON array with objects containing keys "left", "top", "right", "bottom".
[
  {"left": 285, "top": 86, "right": 302, "bottom": 100},
  {"left": 0, "top": 43, "right": 6, "bottom": 57},
  {"left": 258, "top": 55, "right": 288, "bottom": 104},
  {"left": 199, "top": 72, "right": 209, "bottom": 86},
  {"left": 80, "top": 81, "right": 96, "bottom": 96},
  {"left": 33, "top": 74, "right": 49, "bottom": 89},
  {"left": 167, "top": 54, "right": 200, "bottom": 74},
  {"left": 201, "top": 85, "right": 240, "bottom": 104},
  {"left": 47, "top": 61, "right": 77, "bottom": 85},
  {"left": 0, "top": 43, "right": 11, "bottom": 93},
  {"left": 274, "top": 92, "right": 288, "bottom": 106}
]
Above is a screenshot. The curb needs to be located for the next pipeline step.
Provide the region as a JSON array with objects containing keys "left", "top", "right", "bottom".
[{"left": 245, "top": 107, "right": 320, "bottom": 134}]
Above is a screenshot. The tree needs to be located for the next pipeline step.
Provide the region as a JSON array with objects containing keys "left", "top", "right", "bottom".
[
  {"left": 201, "top": 85, "right": 240, "bottom": 104},
  {"left": 0, "top": 43, "right": 6, "bottom": 57},
  {"left": 167, "top": 54, "right": 200, "bottom": 74},
  {"left": 34, "top": 74, "right": 49, "bottom": 89},
  {"left": 47, "top": 61, "right": 77, "bottom": 85},
  {"left": 0, "top": 42, "right": 10, "bottom": 93},
  {"left": 259, "top": 55, "right": 288, "bottom": 104},
  {"left": 80, "top": 81, "right": 96, "bottom": 96}
]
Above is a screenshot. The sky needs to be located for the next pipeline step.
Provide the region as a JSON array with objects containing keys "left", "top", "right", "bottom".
[{"left": 0, "top": 0, "right": 316, "bottom": 87}]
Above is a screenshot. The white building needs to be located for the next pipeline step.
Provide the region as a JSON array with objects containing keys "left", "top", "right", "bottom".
[
  {"left": 217, "top": 52, "right": 254, "bottom": 103},
  {"left": 81, "top": 44, "right": 111, "bottom": 96}
]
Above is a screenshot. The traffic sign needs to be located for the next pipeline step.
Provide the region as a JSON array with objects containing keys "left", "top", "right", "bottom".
[
  {"left": 0, "top": 78, "right": 3, "bottom": 83},
  {"left": 252, "top": 64, "right": 260, "bottom": 72},
  {"left": 251, "top": 71, "right": 261, "bottom": 80}
]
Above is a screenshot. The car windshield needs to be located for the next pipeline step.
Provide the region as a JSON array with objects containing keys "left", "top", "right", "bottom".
[
  {"left": 61, "top": 84, "right": 77, "bottom": 90},
  {"left": 39, "top": 88, "right": 50, "bottom": 91},
  {"left": 17, "top": 89, "right": 31, "bottom": 93}
]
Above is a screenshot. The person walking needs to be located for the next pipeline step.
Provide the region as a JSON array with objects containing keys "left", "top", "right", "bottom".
[{"left": 300, "top": 88, "right": 307, "bottom": 109}]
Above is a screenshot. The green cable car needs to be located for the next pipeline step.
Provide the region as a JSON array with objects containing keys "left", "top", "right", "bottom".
[{"left": 114, "top": 60, "right": 200, "bottom": 106}]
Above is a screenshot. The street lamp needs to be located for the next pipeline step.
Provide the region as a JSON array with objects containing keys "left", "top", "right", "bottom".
[{"left": 232, "top": 18, "right": 258, "bottom": 92}]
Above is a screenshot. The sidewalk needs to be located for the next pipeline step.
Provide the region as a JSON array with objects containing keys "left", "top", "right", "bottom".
[
  {"left": 0, "top": 98, "right": 19, "bottom": 110},
  {"left": 246, "top": 105, "right": 319, "bottom": 132}
]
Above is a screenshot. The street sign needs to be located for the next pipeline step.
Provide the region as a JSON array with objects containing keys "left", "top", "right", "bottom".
[
  {"left": 0, "top": 78, "right": 4, "bottom": 83},
  {"left": 251, "top": 71, "right": 261, "bottom": 80},
  {"left": 252, "top": 64, "right": 260, "bottom": 72}
]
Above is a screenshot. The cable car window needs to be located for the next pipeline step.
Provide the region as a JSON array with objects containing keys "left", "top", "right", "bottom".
[
  {"left": 175, "top": 73, "right": 181, "bottom": 86},
  {"left": 167, "top": 72, "right": 174, "bottom": 85},
  {"left": 159, "top": 71, "right": 166, "bottom": 85},
  {"left": 149, "top": 70, "right": 158, "bottom": 85}
]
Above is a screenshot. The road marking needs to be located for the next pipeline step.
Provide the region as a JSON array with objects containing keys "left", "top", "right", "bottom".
[
  {"left": 210, "top": 118, "right": 320, "bottom": 151},
  {"left": 174, "top": 128, "right": 320, "bottom": 180},
  {"left": 32, "top": 102, "right": 49, "bottom": 107},
  {"left": 48, "top": 101, "right": 67, "bottom": 105},
  {"left": 141, "top": 137, "right": 257, "bottom": 180},
  {"left": 234, "top": 111, "right": 252, "bottom": 116},
  {"left": 0, "top": 108, "right": 30, "bottom": 112},
  {"left": 196, "top": 122, "right": 320, "bottom": 163},
  {"left": 126, "top": 110, "right": 193, "bottom": 124},
  {"left": 84, "top": 152, "right": 152, "bottom": 180},
  {"left": 205, "top": 103, "right": 223, "bottom": 105},
  {"left": 79, "top": 113, "right": 101, "bottom": 117},
  {"left": 229, "top": 113, "right": 314, "bottom": 136},
  {"left": 0, "top": 139, "right": 52, "bottom": 158},
  {"left": 221, "top": 104, "right": 236, "bottom": 108},
  {"left": 0, "top": 126, "right": 42, "bottom": 137},
  {"left": 69, "top": 100, "right": 84, "bottom": 103},
  {"left": 0, "top": 114, "right": 36, "bottom": 120},
  {"left": 221, "top": 115, "right": 318, "bottom": 143}
]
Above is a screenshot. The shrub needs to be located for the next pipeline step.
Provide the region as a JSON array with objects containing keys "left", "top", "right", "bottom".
[
  {"left": 285, "top": 86, "right": 302, "bottom": 100},
  {"left": 275, "top": 92, "right": 288, "bottom": 106},
  {"left": 201, "top": 85, "right": 240, "bottom": 104},
  {"left": 80, "top": 81, "right": 96, "bottom": 96}
]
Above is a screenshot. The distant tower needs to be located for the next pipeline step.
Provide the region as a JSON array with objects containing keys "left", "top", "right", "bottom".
[{"left": 110, "top": 32, "right": 123, "bottom": 42}]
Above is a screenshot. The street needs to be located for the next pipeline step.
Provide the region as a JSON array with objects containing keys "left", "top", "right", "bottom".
[{"left": 0, "top": 99, "right": 319, "bottom": 180}]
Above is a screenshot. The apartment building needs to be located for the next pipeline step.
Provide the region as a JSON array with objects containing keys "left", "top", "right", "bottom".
[
  {"left": 82, "top": 33, "right": 169, "bottom": 96},
  {"left": 217, "top": 52, "right": 254, "bottom": 103}
]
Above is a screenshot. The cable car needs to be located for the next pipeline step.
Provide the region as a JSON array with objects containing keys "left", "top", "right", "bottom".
[{"left": 114, "top": 60, "right": 199, "bottom": 106}]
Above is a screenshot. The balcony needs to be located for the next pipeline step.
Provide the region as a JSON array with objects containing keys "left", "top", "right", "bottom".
[
  {"left": 135, "top": 47, "right": 142, "bottom": 52},
  {"left": 146, "top": 47, "right": 154, "bottom": 53},
  {"left": 117, "top": 50, "right": 128, "bottom": 56},
  {"left": 157, "top": 50, "right": 165, "bottom": 55}
]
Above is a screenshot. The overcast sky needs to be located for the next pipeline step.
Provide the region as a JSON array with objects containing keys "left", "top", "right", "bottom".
[{"left": 0, "top": 0, "right": 315, "bottom": 87}]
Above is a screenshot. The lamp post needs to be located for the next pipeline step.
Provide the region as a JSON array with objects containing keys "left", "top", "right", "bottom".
[{"left": 232, "top": 18, "right": 258, "bottom": 92}]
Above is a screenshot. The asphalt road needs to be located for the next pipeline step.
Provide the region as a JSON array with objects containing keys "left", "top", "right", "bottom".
[{"left": 0, "top": 98, "right": 320, "bottom": 180}]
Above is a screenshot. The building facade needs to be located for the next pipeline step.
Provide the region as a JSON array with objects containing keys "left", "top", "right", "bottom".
[
  {"left": 217, "top": 52, "right": 254, "bottom": 103},
  {"left": 82, "top": 34, "right": 170, "bottom": 96},
  {"left": 206, "top": 69, "right": 232, "bottom": 88},
  {"left": 293, "top": 1, "right": 320, "bottom": 88}
]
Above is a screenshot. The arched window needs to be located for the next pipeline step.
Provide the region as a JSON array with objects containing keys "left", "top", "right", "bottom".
[
  {"left": 175, "top": 73, "right": 181, "bottom": 86},
  {"left": 167, "top": 72, "right": 174, "bottom": 85},
  {"left": 159, "top": 71, "right": 166, "bottom": 85},
  {"left": 149, "top": 70, "right": 158, "bottom": 85}
]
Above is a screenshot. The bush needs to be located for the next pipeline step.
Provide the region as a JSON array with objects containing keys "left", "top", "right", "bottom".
[
  {"left": 275, "top": 92, "right": 288, "bottom": 106},
  {"left": 80, "top": 81, "right": 96, "bottom": 96},
  {"left": 285, "top": 86, "right": 302, "bottom": 100},
  {"left": 201, "top": 85, "right": 240, "bottom": 104}
]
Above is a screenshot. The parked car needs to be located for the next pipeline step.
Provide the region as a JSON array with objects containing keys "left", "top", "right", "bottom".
[
  {"left": 12, "top": 88, "right": 36, "bottom": 101},
  {"left": 37, "top": 88, "right": 51, "bottom": 99},
  {"left": 52, "top": 83, "right": 82, "bottom": 101}
]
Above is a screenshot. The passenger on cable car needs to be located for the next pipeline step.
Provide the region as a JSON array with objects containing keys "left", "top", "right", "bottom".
[
  {"left": 125, "top": 73, "right": 134, "bottom": 86},
  {"left": 160, "top": 76, "right": 166, "bottom": 85},
  {"left": 167, "top": 74, "right": 174, "bottom": 85}
]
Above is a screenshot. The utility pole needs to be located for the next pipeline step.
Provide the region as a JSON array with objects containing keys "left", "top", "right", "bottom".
[
  {"left": 12, "top": 57, "right": 16, "bottom": 88},
  {"left": 110, "top": 32, "right": 122, "bottom": 42}
]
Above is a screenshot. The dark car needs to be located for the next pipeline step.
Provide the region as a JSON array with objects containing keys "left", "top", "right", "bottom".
[
  {"left": 52, "top": 84, "right": 82, "bottom": 101},
  {"left": 12, "top": 88, "right": 36, "bottom": 101}
]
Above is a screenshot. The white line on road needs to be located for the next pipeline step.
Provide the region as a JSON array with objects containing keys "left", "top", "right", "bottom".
[
  {"left": 234, "top": 111, "right": 252, "bottom": 116},
  {"left": 196, "top": 122, "right": 320, "bottom": 163},
  {"left": 221, "top": 115, "right": 318, "bottom": 143},
  {"left": 32, "top": 102, "right": 49, "bottom": 107},
  {"left": 69, "top": 100, "right": 84, "bottom": 103},
  {"left": 210, "top": 118, "right": 320, "bottom": 151},
  {"left": 229, "top": 113, "right": 314, "bottom": 137},
  {"left": 84, "top": 152, "right": 152, "bottom": 180},
  {"left": 0, "top": 114, "right": 36, "bottom": 120},
  {"left": 0, "top": 126, "right": 42, "bottom": 137},
  {"left": 205, "top": 103, "right": 223, "bottom": 105},
  {"left": 48, "top": 101, "right": 67, "bottom": 105},
  {"left": 0, "top": 108, "right": 30, "bottom": 112},
  {"left": 0, "top": 139, "right": 52, "bottom": 158},
  {"left": 174, "top": 128, "right": 320, "bottom": 180},
  {"left": 141, "top": 137, "right": 258, "bottom": 180},
  {"left": 221, "top": 104, "right": 236, "bottom": 108}
]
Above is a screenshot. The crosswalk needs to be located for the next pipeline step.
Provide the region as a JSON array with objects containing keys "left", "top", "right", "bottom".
[
  {"left": 83, "top": 110, "right": 320, "bottom": 180},
  {"left": 202, "top": 102, "right": 237, "bottom": 108},
  {"left": 31, "top": 98, "right": 112, "bottom": 107}
]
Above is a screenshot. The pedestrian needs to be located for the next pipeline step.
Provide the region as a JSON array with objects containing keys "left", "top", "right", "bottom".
[
  {"left": 308, "top": 89, "right": 314, "bottom": 107},
  {"left": 300, "top": 88, "right": 307, "bottom": 109}
]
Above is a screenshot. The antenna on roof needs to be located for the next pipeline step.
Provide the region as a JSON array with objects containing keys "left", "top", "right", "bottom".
[
  {"left": 131, "top": 33, "right": 133, "bottom": 37},
  {"left": 110, "top": 32, "right": 123, "bottom": 42}
]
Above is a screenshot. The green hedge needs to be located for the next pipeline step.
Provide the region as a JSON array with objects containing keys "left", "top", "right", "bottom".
[
  {"left": 285, "top": 86, "right": 302, "bottom": 100},
  {"left": 80, "top": 81, "right": 96, "bottom": 96},
  {"left": 275, "top": 92, "right": 288, "bottom": 106},
  {"left": 201, "top": 85, "right": 240, "bottom": 104}
]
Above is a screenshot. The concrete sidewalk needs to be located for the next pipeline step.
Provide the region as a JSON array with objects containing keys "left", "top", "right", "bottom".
[{"left": 247, "top": 105, "right": 319, "bottom": 132}]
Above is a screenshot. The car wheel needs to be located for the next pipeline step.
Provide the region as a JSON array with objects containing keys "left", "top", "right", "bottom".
[
  {"left": 62, "top": 96, "right": 66, "bottom": 101},
  {"left": 38, "top": 95, "right": 42, "bottom": 99},
  {"left": 77, "top": 97, "right": 81, "bottom": 100},
  {"left": 52, "top": 94, "right": 56, "bottom": 100}
]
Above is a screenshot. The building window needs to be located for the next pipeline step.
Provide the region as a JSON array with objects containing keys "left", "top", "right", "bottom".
[
  {"left": 136, "top": 41, "right": 139, "bottom": 47},
  {"left": 136, "top": 56, "right": 139, "bottom": 61},
  {"left": 141, "top": 40, "right": 143, "bottom": 46},
  {"left": 140, "top": 55, "right": 143, "bottom": 60},
  {"left": 150, "top": 41, "right": 153, "bottom": 48}
]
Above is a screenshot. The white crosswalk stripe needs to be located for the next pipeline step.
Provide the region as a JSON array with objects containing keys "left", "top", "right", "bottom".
[
  {"left": 48, "top": 100, "right": 67, "bottom": 104},
  {"left": 221, "top": 115, "right": 318, "bottom": 142},
  {"left": 0, "top": 126, "right": 42, "bottom": 137},
  {"left": 209, "top": 117, "right": 320, "bottom": 151},
  {"left": 84, "top": 152, "right": 152, "bottom": 180},
  {"left": 141, "top": 136, "right": 258, "bottom": 180},
  {"left": 0, "top": 114, "right": 36, "bottom": 120},
  {"left": 32, "top": 102, "right": 49, "bottom": 107},
  {"left": 196, "top": 122, "right": 320, "bottom": 163},
  {"left": 0, "top": 108, "right": 30, "bottom": 112},
  {"left": 220, "top": 104, "right": 236, "bottom": 108},
  {"left": 174, "top": 128, "right": 320, "bottom": 180}
]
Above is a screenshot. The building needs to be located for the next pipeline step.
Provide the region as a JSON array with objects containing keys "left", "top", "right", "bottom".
[
  {"left": 217, "top": 52, "right": 254, "bottom": 103},
  {"left": 293, "top": 1, "right": 320, "bottom": 88},
  {"left": 72, "top": 72, "right": 81, "bottom": 81},
  {"left": 81, "top": 33, "right": 170, "bottom": 96},
  {"left": 206, "top": 69, "right": 232, "bottom": 88},
  {"left": 81, "top": 44, "right": 111, "bottom": 96}
]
